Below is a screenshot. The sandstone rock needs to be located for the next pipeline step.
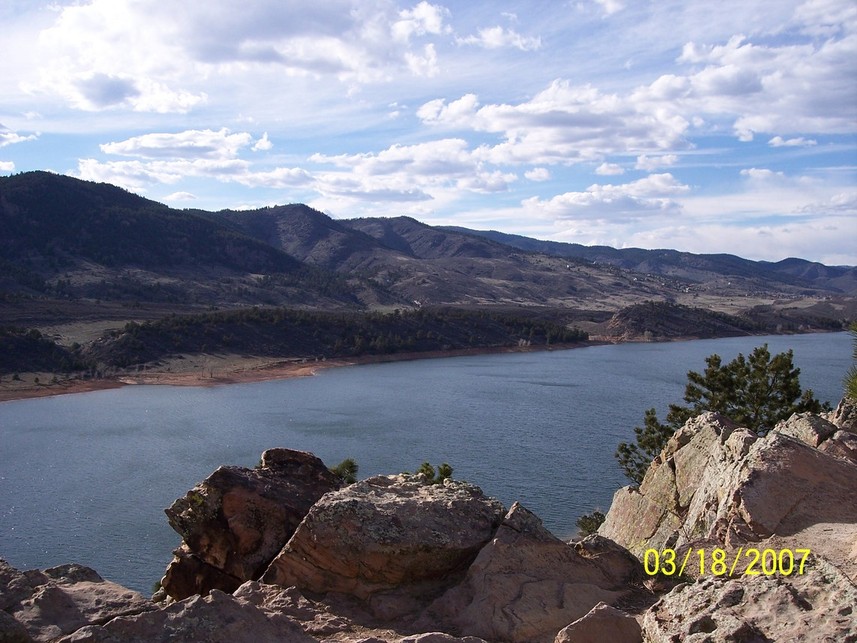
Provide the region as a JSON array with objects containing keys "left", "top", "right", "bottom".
[
  {"left": 263, "top": 474, "right": 505, "bottom": 617},
  {"left": 773, "top": 411, "right": 837, "bottom": 446},
  {"left": 162, "top": 448, "right": 338, "bottom": 599},
  {"left": 554, "top": 602, "right": 641, "bottom": 643},
  {"left": 819, "top": 430, "right": 857, "bottom": 464},
  {"left": 599, "top": 413, "right": 739, "bottom": 557},
  {"left": 827, "top": 396, "right": 857, "bottom": 433},
  {"left": 419, "top": 503, "right": 642, "bottom": 643},
  {"left": 600, "top": 410, "right": 857, "bottom": 571},
  {"left": 0, "top": 561, "right": 154, "bottom": 642},
  {"left": 57, "top": 588, "right": 317, "bottom": 643},
  {"left": 0, "top": 608, "right": 33, "bottom": 643},
  {"left": 159, "top": 544, "right": 242, "bottom": 601},
  {"left": 641, "top": 557, "right": 857, "bottom": 642}
]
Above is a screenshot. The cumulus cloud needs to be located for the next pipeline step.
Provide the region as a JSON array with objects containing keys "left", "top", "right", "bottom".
[
  {"left": 635, "top": 154, "right": 677, "bottom": 171},
  {"left": 457, "top": 26, "right": 541, "bottom": 51},
  {"left": 405, "top": 43, "right": 440, "bottom": 77},
  {"left": 392, "top": 2, "right": 450, "bottom": 42},
  {"left": 421, "top": 80, "right": 690, "bottom": 166},
  {"left": 0, "top": 124, "right": 38, "bottom": 148},
  {"left": 24, "top": 0, "right": 458, "bottom": 114},
  {"left": 596, "top": 162, "right": 624, "bottom": 175},
  {"left": 645, "top": 31, "right": 857, "bottom": 140},
  {"left": 524, "top": 173, "right": 690, "bottom": 220},
  {"left": 0, "top": 161, "right": 15, "bottom": 172},
  {"left": 252, "top": 132, "right": 273, "bottom": 151}
]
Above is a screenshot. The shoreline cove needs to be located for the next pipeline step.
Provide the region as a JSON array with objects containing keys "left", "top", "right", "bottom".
[{"left": 0, "top": 340, "right": 604, "bottom": 403}]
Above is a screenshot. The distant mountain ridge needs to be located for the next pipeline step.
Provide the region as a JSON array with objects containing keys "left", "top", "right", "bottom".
[
  {"left": 1, "top": 172, "right": 855, "bottom": 340},
  {"left": 441, "top": 227, "right": 857, "bottom": 294}
]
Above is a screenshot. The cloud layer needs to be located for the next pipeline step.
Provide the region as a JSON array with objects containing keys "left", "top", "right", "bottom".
[{"left": 1, "top": 0, "right": 855, "bottom": 263}]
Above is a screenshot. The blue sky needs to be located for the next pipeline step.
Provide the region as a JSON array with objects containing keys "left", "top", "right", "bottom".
[{"left": 1, "top": 0, "right": 855, "bottom": 264}]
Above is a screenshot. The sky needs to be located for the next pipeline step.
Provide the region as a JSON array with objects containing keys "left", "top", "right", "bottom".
[{"left": 1, "top": 0, "right": 855, "bottom": 265}]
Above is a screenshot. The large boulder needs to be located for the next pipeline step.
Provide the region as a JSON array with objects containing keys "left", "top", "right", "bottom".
[
  {"left": 419, "top": 503, "right": 643, "bottom": 643},
  {"left": 262, "top": 474, "right": 506, "bottom": 618},
  {"left": 0, "top": 560, "right": 155, "bottom": 642},
  {"left": 162, "top": 448, "right": 338, "bottom": 599}
]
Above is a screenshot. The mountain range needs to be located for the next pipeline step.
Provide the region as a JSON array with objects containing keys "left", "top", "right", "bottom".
[{"left": 1, "top": 171, "right": 854, "bottom": 339}]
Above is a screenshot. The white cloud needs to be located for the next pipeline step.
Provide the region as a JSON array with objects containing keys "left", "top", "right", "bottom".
[
  {"left": 0, "top": 124, "right": 38, "bottom": 147},
  {"left": 525, "top": 167, "right": 551, "bottom": 181},
  {"left": 635, "top": 154, "right": 677, "bottom": 171},
  {"left": 524, "top": 173, "right": 690, "bottom": 220},
  {"left": 652, "top": 30, "right": 857, "bottom": 141},
  {"left": 596, "top": 162, "right": 625, "bottom": 175},
  {"left": 405, "top": 43, "right": 440, "bottom": 77},
  {"left": 392, "top": 2, "right": 450, "bottom": 42},
  {"left": 422, "top": 80, "right": 690, "bottom": 166},
  {"left": 100, "top": 129, "right": 253, "bottom": 159},
  {"left": 0, "top": 161, "right": 15, "bottom": 172},
  {"left": 417, "top": 93, "right": 479, "bottom": 126},
  {"left": 457, "top": 26, "right": 541, "bottom": 51},
  {"left": 164, "top": 191, "right": 197, "bottom": 202},
  {"left": 252, "top": 132, "right": 273, "bottom": 151},
  {"left": 768, "top": 135, "right": 817, "bottom": 147}
]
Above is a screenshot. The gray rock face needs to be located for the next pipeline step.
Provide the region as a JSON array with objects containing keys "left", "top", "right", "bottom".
[
  {"left": 263, "top": 474, "right": 506, "bottom": 617},
  {"left": 162, "top": 448, "right": 338, "bottom": 599},
  {"left": 420, "top": 503, "right": 643, "bottom": 643},
  {"left": 0, "top": 560, "right": 154, "bottom": 642}
]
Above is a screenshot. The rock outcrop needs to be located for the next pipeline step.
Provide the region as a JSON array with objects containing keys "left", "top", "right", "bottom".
[
  {"left": 263, "top": 473, "right": 506, "bottom": 619},
  {"left": 161, "top": 448, "right": 338, "bottom": 600},
  {"left": 0, "top": 560, "right": 155, "bottom": 642},
  {"left": 599, "top": 410, "right": 857, "bottom": 580}
]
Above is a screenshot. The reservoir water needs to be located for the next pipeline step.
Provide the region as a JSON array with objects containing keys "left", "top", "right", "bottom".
[{"left": 0, "top": 332, "right": 851, "bottom": 593}]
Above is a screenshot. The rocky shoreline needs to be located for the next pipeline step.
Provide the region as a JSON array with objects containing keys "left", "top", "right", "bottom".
[{"left": 2, "top": 399, "right": 855, "bottom": 642}]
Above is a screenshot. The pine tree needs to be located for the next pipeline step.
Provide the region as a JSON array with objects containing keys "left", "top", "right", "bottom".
[{"left": 616, "top": 344, "right": 829, "bottom": 485}]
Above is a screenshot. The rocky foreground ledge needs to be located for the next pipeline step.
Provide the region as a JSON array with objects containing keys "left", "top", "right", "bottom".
[{"left": 2, "top": 401, "right": 856, "bottom": 642}]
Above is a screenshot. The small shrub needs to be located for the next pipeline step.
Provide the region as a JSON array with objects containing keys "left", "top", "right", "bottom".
[
  {"left": 576, "top": 510, "right": 606, "bottom": 537},
  {"left": 416, "top": 462, "right": 454, "bottom": 484},
  {"left": 330, "top": 458, "right": 359, "bottom": 484}
]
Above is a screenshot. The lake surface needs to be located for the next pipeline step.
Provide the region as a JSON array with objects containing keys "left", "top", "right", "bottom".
[{"left": 0, "top": 332, "right": 850, "bottom": 593}]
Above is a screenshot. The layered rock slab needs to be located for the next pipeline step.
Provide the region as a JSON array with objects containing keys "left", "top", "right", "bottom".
[
  {"left": 262, "top": 474, "right": 506, "bottom": 617},
  {"left": 162, "top": 448, "right": 338, "bottom": 599},
  {"left": 419, "top": 503, "right": 643, "bottom": 643}
]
